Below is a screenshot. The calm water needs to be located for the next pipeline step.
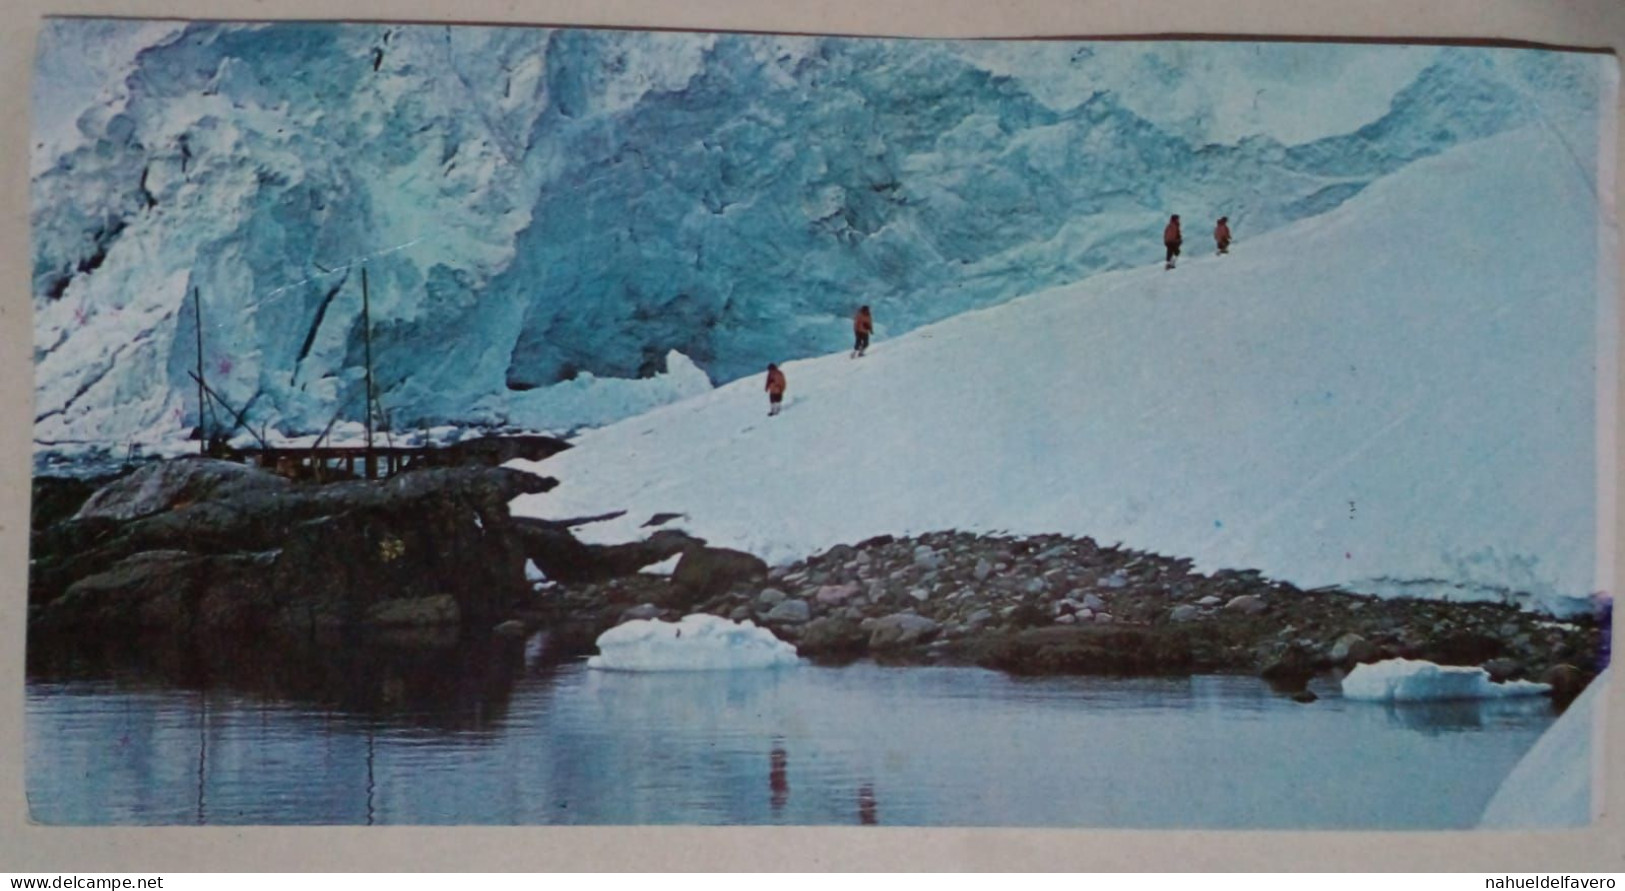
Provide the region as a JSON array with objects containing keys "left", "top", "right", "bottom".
[{"left": 25, "top": 631, "right": 1556, "bottom": 828}]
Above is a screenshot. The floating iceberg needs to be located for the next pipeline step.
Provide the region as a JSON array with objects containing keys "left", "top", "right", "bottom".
[
  {"left": 586, "top": 614, "right": 801, "bottom": 672},
  {"left": 1341, "top": 659, "right": 1551, "bottom": 702}
]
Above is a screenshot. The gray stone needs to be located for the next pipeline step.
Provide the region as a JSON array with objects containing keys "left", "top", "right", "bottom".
[
  {"left": 729, "top": 605, "right": 753, "bottom": 621},
  {"left": 765, "top": 599, "right": 812, "bottom": 624},
  {"left": 493, "top": 619, "right": 527, "bottom": 637},
  {"left": 966, "top": 608, "right": 993, "bottom": 627},
  {"left": 973, "top": 559, "right": 993, "bottom": 581},
  {"left": 815, "top": 583, "right": 862, "bottom": 605},
  {"left": 1224, "top": 594, "right": 1268, "bottom": 615},
  {"left": 1024, "top": 578, "right": 1047, "bottom": 594},
  {"left": 913, "top": 546, "right": 942, "bottom": 570},
  {"left": 1076, "top": 608, "right": 1094, "bottom": 621},
  {"left": 1103, "top": 572, "right": 1128, "bottom": 589},
  {"left": 1082, "top": 593, "right": 1107, "bottom": 612},
  {"left": 1196, "top": 595, "right": 1223, "bottom": 607},
  {"left": 1169, "top": 604, "right": 1201, "bottom": 623},
  {"left": 757, "top": 587, "right": 788, "bottom": 607},
  {"left": 1329, "top": 633, "right": 1376, "bottom": 665},
  {"left": 1055, "top": 613, "right": 1077, "bottom": 625},
  {"left": 1094, "top": 612, "right": 1113, "bottom": 624},
  {"left": 908, "top": 587, "right": 931, "bottom": 602},
  {"left": 75, "top": 458, "right": 291, "bottom": 522},
  {"left": 868, "top": 613, "right": 941, "bottom": 649}
]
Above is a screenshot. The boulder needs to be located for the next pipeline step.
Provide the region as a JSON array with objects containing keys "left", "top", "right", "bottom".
[
  {"left": 913, "top": 546, "right": 943, "bottom": 570},
  {"left": 1169, "top": 605, "right": 1201, "bottom": 623},
  {"left": 1081, "top": 593, "right": 1107, "bottom": 612},
  {"left": 1224, "top": 594, "right": 1267, "bottom": 615},
  {"left": 672, "top": 546, "right": 769, "bottom": 600},
  {"left": 815, "top": 583, "right": 861, "bottom": 605},
  {"left": 973, "top": 559, "right": 993, "bottom": 581},
  {"left": 493, "top": 619, "right": 527, "bottom": 637},
  {"left": 765, "top": 599, "right": 812, "bottom": 624},
  {"left": 868, "top": 613, "right": 941, "bottom": 649},
  {"left": 74, "top": 458, "right": 291, "bottom": 522},
  {"left": 1540, "top": 664, "right": 1587, "bottom": 704},
  {"left": 1329, "top": 633, "right": 1377, "bottom": 666},
  {"left": 1261, "top": 644, "right": 1318, "bottom": 692},
  {"left": 1196, "top": 595, "right": 1223, "bottom": 607},
  {"left": 797, "top": 616, "right": 868, "bottom": 658},
  {"left": 757, "top": 587, "right": 789, "bottom": 607}
]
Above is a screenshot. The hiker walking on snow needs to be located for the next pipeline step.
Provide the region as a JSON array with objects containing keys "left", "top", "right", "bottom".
[
  {"left": 1163, "top": 214, "right": 1182, "bottom": 270},
  {"left": 1214, "top": 216, "right": 1231, "bottom": 255},
  {"left": 852, "top": 305, "right": 873, "bottom": 358},
  {"left": 765, "top": 363, "right": 787, "bottom": 416}
]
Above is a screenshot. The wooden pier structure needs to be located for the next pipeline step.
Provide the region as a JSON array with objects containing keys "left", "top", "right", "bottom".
[{"left": 186, "top": 266, "right": 568, "bottom": 482}]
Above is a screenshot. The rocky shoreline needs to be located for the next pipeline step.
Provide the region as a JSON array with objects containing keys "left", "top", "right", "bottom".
[
  {"left": 537, "top": 529, "right": 1607, "bottom": 700},
  {"left": 28, "top": 458, "right": 1609, "bottom": 702}
]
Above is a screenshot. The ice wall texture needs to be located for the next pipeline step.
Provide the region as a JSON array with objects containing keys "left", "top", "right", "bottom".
[{"left": 29, "top": 22, "right": 1607, "bottom": 447}]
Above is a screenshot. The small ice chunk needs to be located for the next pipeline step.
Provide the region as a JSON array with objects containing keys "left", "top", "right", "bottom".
[
  {"left": 587, "top": 614, "right": 801, "bottom": 671},
  {"left": 639, "top": 554, "right": 682, "bottom": 576},
  {"left": 1341, "top": 658, "right": 1551, "bottom": 702}
]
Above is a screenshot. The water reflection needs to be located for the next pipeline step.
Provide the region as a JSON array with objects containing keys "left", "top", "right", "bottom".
[
  {"left": 769, "top": 739, "right": 789, "bottom": 812},
  {"left": 25, "top": 640, "right": 1567, "bottom": 828},
  {"left": 27, "top": 626, "right": 534, "bottom": 733},
  {"left": 1379, "top": 697, "right": 1555, "bottom": 735},
  {"left": 858, "top": 782, "right": 878, "bottom": 825}
]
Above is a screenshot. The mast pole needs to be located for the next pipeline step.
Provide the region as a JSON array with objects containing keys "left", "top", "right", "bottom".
[
  {"left": 362, "top": 266, "right": 375, "bottom": 479},
  {"left": 193, "top": 286, "right": 206, "bottom": 454}
]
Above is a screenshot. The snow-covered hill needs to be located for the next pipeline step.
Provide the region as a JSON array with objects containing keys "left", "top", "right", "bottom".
[
  {"left": 511, "top": 126, "right": 1612, "bottom": 616},
  {"left": 30, "top": 23, "right": 1608, "bottom": 448}
]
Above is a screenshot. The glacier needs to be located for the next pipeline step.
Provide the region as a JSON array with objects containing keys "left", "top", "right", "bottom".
[
  {"left": 510, "top": 126, "right": 1613, "bottom": 616},
  {"left": 29, "top": 21, "right": 1610, "bottom": 451}
]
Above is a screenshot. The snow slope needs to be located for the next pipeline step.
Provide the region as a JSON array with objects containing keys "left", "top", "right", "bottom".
[
  {"left": 512, "top": 126, "right": 1609, "bottom": 615},
  {"left": 30, "top": 22, "right": 1607, "bottom": 447},
  {"left": 1479, "top": 670, "right": 1607, "bottom": 828}
]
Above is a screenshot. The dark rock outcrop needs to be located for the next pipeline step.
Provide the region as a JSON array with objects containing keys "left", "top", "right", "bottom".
[
  {"left": 31, "top": 459, "right": 558, "bottom": 635},
  {"left": 671, "top": 546, "right": 769, "bottom": 603}
]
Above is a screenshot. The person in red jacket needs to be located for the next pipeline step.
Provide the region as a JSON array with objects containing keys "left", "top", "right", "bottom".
[
  {"left": 1164, "top": 214, "right": 1182, "bottom": 270},
  {"left": 765, "top": 363, "right": 787, "bottom": 416},
  {"left": 1214, "top": 216, "right": 1232, "bottom": 255},
  {"left": 852, "top": 305, "right": 874, "bottom": 358}
]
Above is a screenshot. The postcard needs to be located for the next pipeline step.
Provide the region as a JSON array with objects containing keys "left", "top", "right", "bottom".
[{"left": 20, "top": 17, "right": 1617, "bottom": 833}]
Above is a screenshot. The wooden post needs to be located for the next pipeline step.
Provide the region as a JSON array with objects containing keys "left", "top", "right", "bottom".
[
  {"left": 193, "top": 286, "right": 206, "bottom": 454},
  {"left": 187, "top": 372, "right": 270, "bottom": 450},
  {"left": 362, "top": 266, "right": 376, "bottom": 480}
]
